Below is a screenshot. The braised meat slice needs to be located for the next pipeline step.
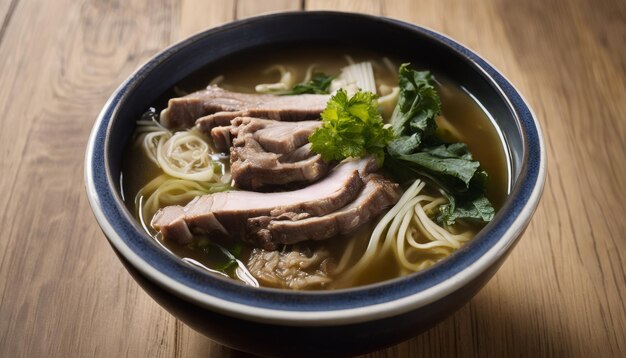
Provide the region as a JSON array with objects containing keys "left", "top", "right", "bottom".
[
  {"left": 230, "top": 142, "right": 330, "bottom": 191},
  {"left": 231, "top": 117, "right": 321, "bottom": 153},
  {"left": 248, "top": 175, "right": 401, "bottom": 249},
  {"left": 151, "top": 158, "right": 375, "bottom": 244},
  {"left": 210, "top": 117, "right": 328, "bottom": 190},
  {"left": 210, "top": 117, "right": 321, "bottom": 153},
  {"left": 159, "top": 85, "right": 329, "bottom": 129},
  {"left": 210, "top": 125, "right": 232, "bottom": 152}
]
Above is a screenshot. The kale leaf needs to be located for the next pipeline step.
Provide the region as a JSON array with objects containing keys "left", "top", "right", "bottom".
[{"left": 438, "top": 194, "right": 495, "bottom": 226}]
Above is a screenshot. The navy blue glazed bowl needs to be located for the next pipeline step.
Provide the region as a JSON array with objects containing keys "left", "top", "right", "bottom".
[{"left": 85, "top": 12, "right": 545, "bottom": 357}]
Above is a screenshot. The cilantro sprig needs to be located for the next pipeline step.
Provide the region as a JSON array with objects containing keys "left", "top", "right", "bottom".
[{"left": 309, "top": 89, "right": 394, "bottom": 165}]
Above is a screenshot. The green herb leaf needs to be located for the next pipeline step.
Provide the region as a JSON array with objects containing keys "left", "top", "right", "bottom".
[
  {"left": 229, "top": 243, "right": 242, "bottom": 258},
  {"left": 215, "top": 259, "right": 238, "bottom": 272},
  {"left": 385, "top": 143, "right": 487, "bottom": 197},
  {"left": 385, "top": 64, "right": 496, "bottom": 225},
  {"left": 309, "top": 89, "right": 394, "bottom": 164},
  {"left": 398, "top": 147, "right": 480, "bottom": 190},
  {"left": 438, "top": 194, "right": 495, "bottom": 226},
  {"left": 387, "top": 132, "right": 422, "bottom": 156},
  {"left": 285, "top": 73, "right": 334, "bottom": 95},
  {"left": 197, "top": 241, "right": 242, "bottom": 274},
  {"left": 390, "top": 64, "right": 441, "bottom": 138}
]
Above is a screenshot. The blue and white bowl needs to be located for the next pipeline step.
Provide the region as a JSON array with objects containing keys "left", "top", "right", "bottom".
[{"left": 85, "top": 12, "right": 545, "bottom": 357}]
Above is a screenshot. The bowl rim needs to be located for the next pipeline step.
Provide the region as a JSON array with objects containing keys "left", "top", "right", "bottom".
[{"left": 84, "top": 11, "right": 545, "bottom": 326}]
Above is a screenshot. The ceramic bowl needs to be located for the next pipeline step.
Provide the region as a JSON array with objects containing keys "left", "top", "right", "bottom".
[{"left": 85, "top": 11, "right": 545, "bottom": 357}]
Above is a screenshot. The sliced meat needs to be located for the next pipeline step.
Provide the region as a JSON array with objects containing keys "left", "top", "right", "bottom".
[
  {"left": 249, "top": 175, "right": 401, "bottom": 249},
  {"left": 230, "top": 117, "right": 321, "bottom": 154},
  {"left": 210, "top": 117, "right": 321, "bottom": 153},
  {"left": 211, "top": 117, "right": 328, "bottom": 190},
  {"left": 197, "top": 111, "right": 237, "bottom": 131},
  {"left": 159, "top": 85, "right": 329, "bottom": 129},
  {"left": 211, "top": 126, "right": 231, "bottom": 152},
  {"left": 279, "top": 143, "right": 317, "bottom": 162},
  {"left": 231, "top": 142, "right": 330, "bottom": 191},
  {"left": 151, "top": 158, "right": 376, "bottom": 244}
]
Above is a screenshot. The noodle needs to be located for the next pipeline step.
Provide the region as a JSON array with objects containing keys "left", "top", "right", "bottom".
[
  {"left": 254, "top": 65, "right": 295, "bottom": 94},
  {"left": 336, "top": 179, "right": 473, "bottom": 285},
  {"left": 135, "top": 174, "right": 230, "bottom": 234},
  {"left": 138, "top": 123, "right": 228, "bottom": 183}
]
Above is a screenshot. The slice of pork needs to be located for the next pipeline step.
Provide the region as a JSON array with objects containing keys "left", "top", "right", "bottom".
[
  {"left": 160, "top": 85, "right": 329, "bottom": 129},
  {"left": 210, "top": 117, "right": 321, "bottom": 154},
  {"left": 231, "top": 142, "right": 330, "bottom": 191},
  {"left": 210, "top": 125, "right": 232, "bottom": 152},
  {"left": 212, "top": 117, "right": 328, "bottom": 190},
  {"left": 151, "top": 158, "right": 376, "bottom": 244},
  {"left": 249, "top": 175, "right": 401, "bottom": 249}
]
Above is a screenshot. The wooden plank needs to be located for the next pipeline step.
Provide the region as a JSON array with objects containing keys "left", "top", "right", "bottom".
[
  {"left": 236, "top": 0, "right": 301, "bottom": 19},
  {"left": 177, "top": 0, "right": 236, "bottom": 40},
  {"left": 0, "top": 0, "right": 19, "bottom": 44},
  {"left": 0, "top": 0, "right": 180, "bottom": 355},
  {"left": 0, "top": 0, "right": 624, "bottom": 357},
  {"left": 0, "top": 0, "right": 232, "bottom": 357},
  {"left": 492, "top": 1, "right": 626, "bottom": 355},
  {"left": 378, "top": 0, "right": 626, "bottom": 357},
  {"left": 306, "top": 0, "right": 381, "bottom": 14}
]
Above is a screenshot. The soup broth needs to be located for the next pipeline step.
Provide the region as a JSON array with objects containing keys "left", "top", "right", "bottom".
[{"left": 121, "top": 45, "right": 509, "bottom": 289}]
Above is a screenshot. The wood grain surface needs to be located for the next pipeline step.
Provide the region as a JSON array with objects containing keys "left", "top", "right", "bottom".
[{"left": 0, "top": 0, "right": 624, "bottom": 356}]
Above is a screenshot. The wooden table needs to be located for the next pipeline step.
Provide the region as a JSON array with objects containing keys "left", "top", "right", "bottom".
[{"left": 1, "top": 0, "right": 624, "bottom": 356}]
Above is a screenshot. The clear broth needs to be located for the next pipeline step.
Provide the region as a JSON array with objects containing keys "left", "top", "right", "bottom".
[{"left": 121, "top": 45, "right": 510, "bottom": 289}]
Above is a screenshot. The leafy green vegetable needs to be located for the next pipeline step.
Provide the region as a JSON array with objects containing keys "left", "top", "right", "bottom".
[
  {"left": 228, "top": 243, "right": 242, "bottom": 259},
  {"left": 309, "top": 89, "right": 394, "bottom": 164},
  {"left": 384, "top": 147, "right": 486, "bottom": 199},
  {"left": 384, "top": 64, "right": 495, "bottom": 225},
  {"left": 387, "top": 133, "right": 421, "bottom": 156},
  {"left": 197, "top": 241, "right": 242, "bottom": 274},
  {"left": 285, "top": 73, "right": 334, "bottom": 95},
  {"left": 398, "top": 147, "right": 480, "bottom": 191},
  {"left": 438, "top": 194, "right": 495, "bottom": 226},
  {"left": 391, "top": 64, "right": 441, "bottom": 137}
]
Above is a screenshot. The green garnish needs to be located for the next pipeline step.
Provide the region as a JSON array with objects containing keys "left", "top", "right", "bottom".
[
  {"left": 384, "top": 64, "right": 495, "bottom": 225},
  {"left": 286, "top": 73, "right": 334, "bottom": 95},
  {"left": 390, "top": 65, "right": 441, "bottom": 142},
  {"left": 197, "top": 241, "right": 242, "bottom": 274},
  {"left": 437, "top": 194, "right": 495, "bottom": 227},
  {"left": 305, "top": 64, "right": 495, "bottom": 225},
  {"left": 309, "top": 89, "right": 394, "bottom": 164}
]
